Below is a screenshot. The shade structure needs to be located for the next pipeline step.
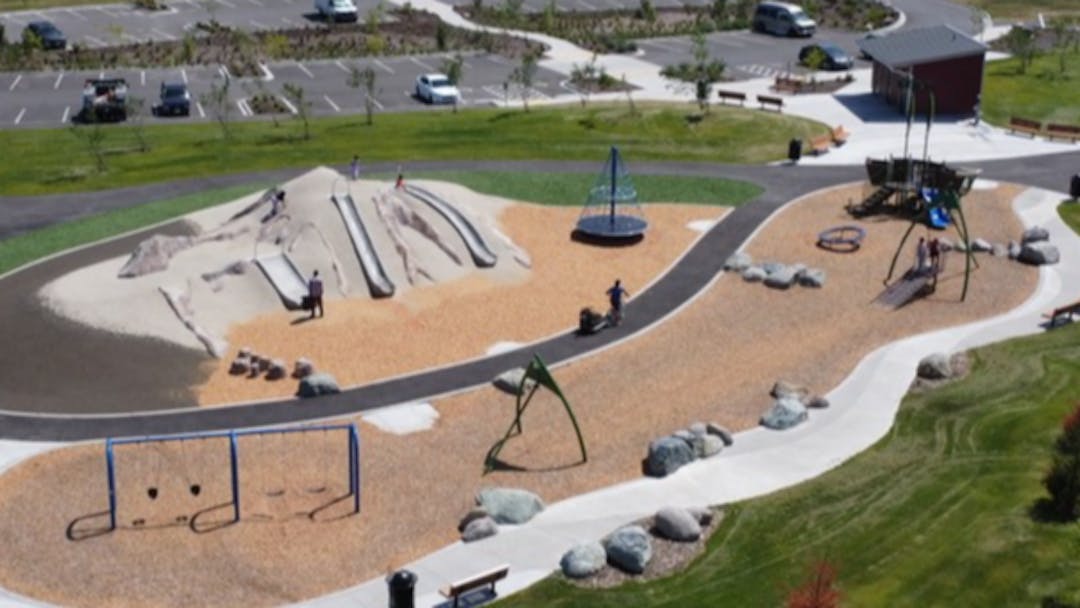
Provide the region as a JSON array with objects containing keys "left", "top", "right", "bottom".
[{"left": 574, "top": 146, "right": 648, "bottom": 241}]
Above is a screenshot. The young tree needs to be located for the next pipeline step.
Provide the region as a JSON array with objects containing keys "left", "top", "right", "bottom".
[
  {"left": 282, "top": 83, "right": 313, "bottom": 140},
  {"left": 1004, "top": 26, "right": 1037, "bottom": 74},
  {"left": 623, "top": 73, "right": 636, "bottom": 117},
  {"left": 691, "top": 30, "right": 712, "bottom": 113},
  {"left": 1043, "top": 403, "right": 1080, "bottom": 521},
  {"left": 70, "top": 111, "right": 107, "bottom": 173},
  {"left": 787, "top": 560, "right": 841, "bottom": 608},
  {"left": 638, "top": 0, "right": 656, "bottom": 23},
  {"left": 1051, "top": 18, "right": 1076, "bottom": 75},
  {"left": 126, "top": 95, "right": 150, "bottom": 152},
  {"left": 710, "top": 0, "right": 727, "bottom": 25},
  {"left": 570, "top": 53, "right": 600, "bottom": 107},
  {"left": 509, "top": 51, "right": 539, "bottom": 111},
  {"left": 435, "top": 20, "right": 448, "bottom": 51},
  {"left": 201, "top": 73, "right": 233, "bottom": 141},
  {"left": 802, "top": 45, "right": 827, "bottom": 84},
  {"left": 348, "top": 65, "right": 379, "bottom": 125},
  {"left": 542, "top": 0, "right": 556, "bottom": 33}
]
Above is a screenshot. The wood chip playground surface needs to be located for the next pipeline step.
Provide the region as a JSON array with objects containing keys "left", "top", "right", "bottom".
[{"left": 0, "top": 182, "right": 1037, "bottom": 607}]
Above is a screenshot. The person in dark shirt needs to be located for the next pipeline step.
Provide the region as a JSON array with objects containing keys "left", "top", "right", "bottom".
[
  {"left": 606, "top": 279, "right": 629, "bottom": 325},
  {"left": 307, "top": 270, "right": 324, "bottom": 319}
]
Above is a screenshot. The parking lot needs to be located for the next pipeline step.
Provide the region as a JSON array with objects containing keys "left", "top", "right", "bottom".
[
  {"left": 0, "top": 52, "right": 567, "bottom": 128},
  {"left": 442, "top": 0, "right": 711, "bottom": 12}
]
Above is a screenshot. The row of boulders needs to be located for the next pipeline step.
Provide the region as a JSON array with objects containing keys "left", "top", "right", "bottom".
[
  {"left": 725, "top": 252, "right": 826, "bottom": 289},
  {"left": 560, "top": 505, "right": 716, "bottom": 578},
  {"left": 760, "top": 379, "right": 829, "bottom": 430},
  {"left": 645, "top": 422, "right": 734, "bottom": 478},
  {"left": 933, "top": 226, "right": 1059, "bottom": 266},
  {"left": 458, "top": 487, "right": 546, "bottom": 542},
  {"left": 228, "top": 348, "right": 290, "bottom": 380}
]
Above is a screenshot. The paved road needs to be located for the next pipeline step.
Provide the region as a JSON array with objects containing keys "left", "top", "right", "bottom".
[
  {"left": 0, "top": 151, "right": 1077, "bottom": 440},
  {"left": 0, "top": 53, "right": 566, "bottom": 128}
]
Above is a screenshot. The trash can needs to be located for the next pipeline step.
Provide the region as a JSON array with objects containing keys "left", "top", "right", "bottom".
[
  {"left": 1071, "top": 173, "right": 1080, "bottom": 200},
  {"left": 387, "top": 569, "right": 416, "bottom": 608},
  {"left": 788, "top": 138, "right": 802, "bottom": 163}
]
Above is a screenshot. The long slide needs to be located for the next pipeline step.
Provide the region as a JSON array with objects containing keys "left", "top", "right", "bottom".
[
  {"left": 402, "top": 184, "right": 497, "bottom": 268},
  {"left": 255, "top": 252, "right": 308, "bottom": 310},
  {"left": 331, "top": 194, "right": 395, "bottom": 298}
]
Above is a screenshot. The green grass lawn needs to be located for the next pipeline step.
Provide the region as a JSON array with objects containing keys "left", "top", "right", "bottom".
[
  {"left": 984, "top": 49, "right": 1080, "bottom": 127},
  {"left": 951, "top": 0, "right": 1079, "bottom": 20},
  {"left": 0, "top": 0, "right": 104, "bottom": 10},
  {"left": 0, "top": 102, "right": 823, "bottom": 196},
  {"left": 496, "top": 204, "right": 1080, "bottom": 607}
]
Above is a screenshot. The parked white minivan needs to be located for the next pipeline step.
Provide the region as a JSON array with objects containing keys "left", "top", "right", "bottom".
[
  {"left": 752, "top": 1, "right": 816, "bottom": 37},
  {"left": 314, "top": 0, "right": 357, "bottom": 21}
]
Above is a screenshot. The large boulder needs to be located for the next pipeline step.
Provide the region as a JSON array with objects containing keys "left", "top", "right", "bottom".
[
  {"left": 560, "top": 542, "right": 607, "bottom": 578},
  {"left": 761, "top": 397, "right": 808, "bottom": 430},
  {"left": 1019, "top": 242, "right": 1060, "bottom": 265},
  {"left": 687, "top": 506, "right": 714, "bottom": 526},
  {"left": 742, "top": 266, "right": 767, "bottom": 282},
  {"left": 723, "top": 252, "right": 752, "bottom": 272},
  {"left": 265, "top": 358, "right": 287, "bottom": 380},
  {"left": 296, "top": 373, "right": 340, "bottom": 398},
  {"left": 457, "top": 508, "right": 489, "bottom": 532},
  {"left": 917, "top": 352, "right": 952, "bottom": 380},
  {"left": 761, "top": 261, "right": 785, "bottom": 275},
  {"left": 798, "top": 268, "right": 827, "bottom": 288},
  {"left": 764, "top": 265, "right": 798, "bottom": 289},
  {"left": 706, "top": 423, "right": 734, "bottom": 446},
  {"left": 292, "top": 357, "right": 314, "bottom": 379},
  {"left": 461, "top": 516, "right": 498, "bottom": 542},
  {"left": 475, "top": 487, "right": 545, "bottom": 524},
  {"left": 492, "top": 367, "right": 536, "bottom": 396},
  {"left": 1022, "top": 226, "right": 1050, "bottom": 244},
  {"left": 701, "top": 434, "right": 724, "bottom": 457},
  {"left": 117, "top": 233, "right": 195, "bottom": 278},
  {"left": 1008, "top": 240, "right": 1021, "bottom": 259},
  {"left": 604, "top": 525, "right": 652, "bottom": 574},
  {"left": 645, "top": 436, "right": 696, "bottom": 477},
  {"left": 807, "top": 396, "right": 830, "bottom": 409},
  {"left": 654, "top": 506, "right": 702, "bottom": 542},
  {"left": 228, "top": 357, "right": 250, "bottom": 376}
]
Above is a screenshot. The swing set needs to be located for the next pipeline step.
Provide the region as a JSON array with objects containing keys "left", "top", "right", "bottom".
[{"left": 104, "top": 423, "right": 361, "bottom": 531}]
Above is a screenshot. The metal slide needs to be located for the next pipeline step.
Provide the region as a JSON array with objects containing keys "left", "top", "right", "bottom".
[
  {"left": 254, "top": 252, "right": 309, "bottom": 310},
  {"left": 331, "top": 195, "right": 396, "bottom": 298},
  {"left": 402, "top": 184, "right": 497, "bottom": 268}
]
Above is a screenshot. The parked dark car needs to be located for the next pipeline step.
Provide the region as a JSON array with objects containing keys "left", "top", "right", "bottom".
[
  {"left": 26, "top": 21, "right": 66, "bottom": 50},
  {"left": 798, "top": 41, "right": 854, "bottom": 70},
  {"left": 158, "top": 82, "right": 191, "bottom": 116},
  {"left": 81, "top": 78, "right": 127, "bottom": 122}
]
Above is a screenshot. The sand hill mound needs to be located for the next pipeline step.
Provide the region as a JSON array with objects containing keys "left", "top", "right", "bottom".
[{"left": 40, "top": 167, "right": 530, "bottom": 357}]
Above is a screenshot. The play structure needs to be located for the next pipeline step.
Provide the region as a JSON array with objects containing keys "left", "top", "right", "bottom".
[
  {"left": 484, "top": 355, "right": 586, "bottom": 474},
  {"left": 817, "top": 225, "right": 866, "bottom": 252},
  {"left": 104, "top": 423, "right": 361, "bottom": 531},
  {"left": 574, "top": 146, "right": 648, "bottom": 241},
  {"left": 254, "top": 253, "right": 309, "bottom": 310},
  {"left": 401, "top": 184, "right": 497, "bottom": 267},
  {"left": 331, "top": 193, "right": 396, "bottom": 298}
]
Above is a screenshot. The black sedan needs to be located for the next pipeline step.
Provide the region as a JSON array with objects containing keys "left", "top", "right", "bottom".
[
  {"left": 798, "top": 42, "right": 854, "bottom": 70},
  {"left": 26, "top": 21, "right": 66, "bottom": 50}
]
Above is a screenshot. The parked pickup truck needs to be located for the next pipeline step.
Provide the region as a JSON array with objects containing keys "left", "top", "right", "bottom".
[{"left": 80, "top": 78, "right": 128, "bottom": 122}]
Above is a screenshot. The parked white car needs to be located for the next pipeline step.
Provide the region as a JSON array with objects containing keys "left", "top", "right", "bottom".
[
  {"left": 314, "top": 0, "right": 357, "bottom": 21},
  {"left": 415, "top": 73, "right": 460, "bottom": 105}
]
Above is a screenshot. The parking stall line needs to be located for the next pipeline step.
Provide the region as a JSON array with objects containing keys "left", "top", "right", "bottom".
[
  {"left": 3, "top": 15, "right": 25, "bottom": 27},
  {"left": 98, "top": 71, "right": 105, "bottom": 79},
  {"left": 366, "top": 94, "right": 383, "bottom": 110},
  {"left": 61, "top": 107, "right": 70, "bottom": 123},
  {"left": 577, "top": 0, "right": 597, "bottom": 8},
  {"left": 249, "top": 19, "right": 269, "bottom": 29},
  {"left": 247, "top": 0, "right": 263, "bottom": 5},
  {"left": 372, "top": 59, "right": 393, "bottom": 74},
  {"left": 181, "top": 68, "right": 188, "bottom": 84},
  {"left": 53, "top": 72, "right": 64, "bottom": 89},
  {"left": 322, "top": 95, "right": 340, "bottom": 112},
  {"left": 64, "top": 8, "right": 89, "bottom": 21},
  {"left": 152, "top": 28, "right": 177, "bottom": 41},
  {"left": 408, "top": 57, "right": 436, "bottom": 72},
  {"left": 196, "top": 101, "right": 205, "bottom": 117},
  {"left": 217, "top": 0, "right": 236, "bottom": 7},
  {"left": 13, "top": 108, "right": 25, "bottom": 125},
  {"left": 236, "top": 99, "right": 251, "bottom": 116},
  {"left": 95, "top": 6, "right": 121, "bottom": 18},
  {"left": 334, "top": 60, "right": 351, "bottom": 73},
  {"left": 487, "top": 55, "right": 510, "bottom": 65},
  {"left": 8, "top": 74, "right": 21, "bottom": 91},
  {"left": 280, "top": 17, "right": 301, "bottom": 27},
  {"left": 278, "top": 95, "right": 297, "bottom": 115},
  {"left": 296, "top": 62, "right": 314, "bottom": 79},
  {"left": 141, "top": 70, "right": 146, "bottom": 86},
  {"left": 122, "top": 33, "right": 142, "bottom": 44},
  {"left": 84, "top": 35, "right": 107, "bottom": 48}
]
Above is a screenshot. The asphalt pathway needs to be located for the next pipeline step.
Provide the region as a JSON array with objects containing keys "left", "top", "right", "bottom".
[{"left": 1, "top": 153, "right": 1077, "bottom": 440}]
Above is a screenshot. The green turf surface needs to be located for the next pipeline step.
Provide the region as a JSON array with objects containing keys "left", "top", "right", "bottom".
[
  {"left": 496, "top": 203, "right": 1080, "bottom": 607},
  {"left": 952, "top": 0, "right": 1079, "bottom": 20},
  {"left": 984, "top": 48, "right": 1080, "bottom": 128},
  {"left": 0, "top": 183, "right": 267, "bottom": 276},
  {"left": 375, "top": 170, "right": 763, "bottom": 207},
  {"left": 0, "top": 103, "right": 823, "bottom": 196}
]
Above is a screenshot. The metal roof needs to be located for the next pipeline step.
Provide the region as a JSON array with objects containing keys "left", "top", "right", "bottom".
[{"left": 857, "top": 24, "right": 987, "bottom": 68}]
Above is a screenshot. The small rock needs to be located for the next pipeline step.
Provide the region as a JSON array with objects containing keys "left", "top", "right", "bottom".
[
  {"left": 293, "top": 357, "right": 314, "bottom": 379},
  {"left": 1022, "top": 226, "right": 1050, "bottom": 244},
  {"left": 461, "top": 516, "right": 498, "bottom": 542},
  {"left": 654, "top": 506, "right": 702, "bottom": 542},
  {"left": 917, "top": 352, "right": 952, "bottom": 380},
  {"left": 723, "top": 252, "right": 752, "bottom": 272},
  {"left": 476, "top": 487, "right": 545, "bottom": 524},
  {"left": 798, "top": 268, "right": 827, "bottom": 287},
  {"left": 457, "top": 507, "right": 489, "bottom": 532},
  {"left": 761, "top": 261, "right": 785, "bottom": 275},
  {"left": 257, "top": 356, "right": 271, "bottom": 372},
  {"left": 701, "top": 434, "right": 724, "bottom": 457},
  {"left": 807, "top": 396, "right": 830, "bottom": 409},
  {"left": 646, "top": 436, "right": 696, "bottom": 477},
  {"left": 672, "top": 429, "right": 696, "bottom": 444},
  {"left": 761, "top": 397, "right": 808, "bottom": 430},
  {"left": 228, "top": 358, "right": 249, "bottom": 375},
  {"left": 492, "top": 367, "right": 536, "bottom": 396},
  {"left": 991, "top": 243, "right": 1007, "bottom": 257},
  {"left": 764, "top": 265, "right": 797, "bottom": 289},
  {"left": 560, "top": 542, "right": 607, "bottom": 578},
  {"left": 688, "top": 422, "right": 707, "bottom": 437},
  {"left": 604, "top": 525, "right": 652, "bottom": 574},
  {"left": 971, "top": 238, "right": 992, "bottom": 252},
  {"left": 770, "top": 380, "right": 809, "bottom": 403},
  {"left": 238, "top": 346, "right": 252, "bottom": 359},
  {"left": 1008, "top": 240, "right": 1021, "bottom": 259},
  {"left": 706, "top": 423, "right": 734, "bottom": 446},
  {"left": 265, "top": 358, "right": 287, "bottom": 380},
  {"left": 938, "top": 237, "right": 954, "bottom": 252},
  {"left": 1019, "top": 242, "right": 1060, "bottom": 265},
  {"left": 687, "top": 506, "right": 714, "bottom": 526},
  {"left": 296, "top": 373, "right": 340, "bottom": 398},
  {"left": 742, "top": 266, "right": 767, "bottom": 282}
]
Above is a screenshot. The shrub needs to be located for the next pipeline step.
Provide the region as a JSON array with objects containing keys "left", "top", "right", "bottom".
[{"left": 787, "top": 560, "right": 841, "bottom": 608}]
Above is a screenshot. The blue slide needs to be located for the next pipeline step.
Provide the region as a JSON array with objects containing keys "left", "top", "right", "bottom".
[{"left": 927, "top": 207, "right": 951, "bottom": 230}]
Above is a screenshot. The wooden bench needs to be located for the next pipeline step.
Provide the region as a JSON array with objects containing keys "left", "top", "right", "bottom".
[
  {"left": 715, "top": 89, "right": 746, "bottom": 106},
  {"left": 440, "top": 564, "right": 509, "bottom": 607},
  {"left": 807, "top": 134, "right": 831, "bottom": 155},
  {"left": 1047, "top": 123, "right": 1080, "bottom": 143},
  {"left": 1008, "top": 116, "right": 1042, "bottom": 137},
  {"left": 1044, "top": 300, "right": 1080, "bottom": 327},
  {"left": 831, "top": 124, "right": 850, "bottom": 146},
  {"left": 757, "top": 94, "right": 784, "bottom": 112}
]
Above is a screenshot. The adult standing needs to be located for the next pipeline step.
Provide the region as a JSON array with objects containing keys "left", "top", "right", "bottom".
[
  {"left": 606, "top": 279, "right": 629, "bottom": 325},
  {"left": 928, "top": 237, "right": 941, "bottom": 274},
  {"left": 350, "top": 155, "right": 360, "bottom": 181},
  {"left": 307, "top": 270, "right": 324, "bottom": 319},
  {"left": 915, "top": 237, "right": 929, "bottom": 276}
]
